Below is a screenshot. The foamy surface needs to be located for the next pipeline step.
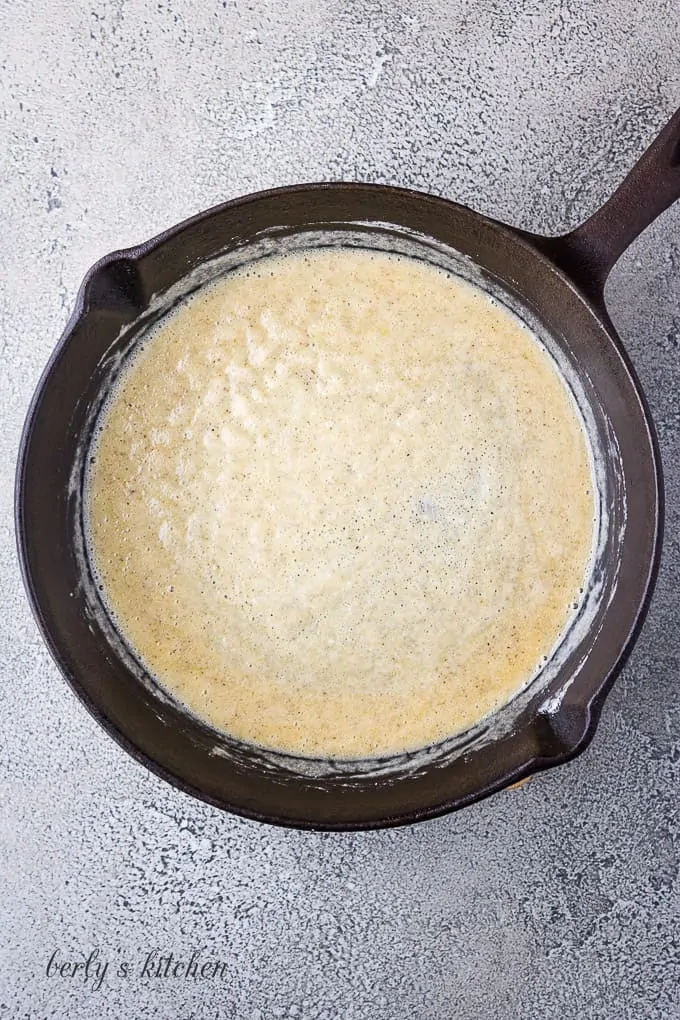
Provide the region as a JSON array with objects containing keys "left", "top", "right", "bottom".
[{"left": 86, "top": 248, "right": 596, "bottom": 757}]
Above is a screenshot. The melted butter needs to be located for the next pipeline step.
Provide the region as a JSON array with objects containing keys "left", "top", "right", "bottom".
[{"left": 86, "top": 248, "right": 596, "bottom": 758}]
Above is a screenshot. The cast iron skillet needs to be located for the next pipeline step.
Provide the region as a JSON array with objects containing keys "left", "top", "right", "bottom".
[{"left": 16, "top": 110, "right": 680, "bottom": 830}]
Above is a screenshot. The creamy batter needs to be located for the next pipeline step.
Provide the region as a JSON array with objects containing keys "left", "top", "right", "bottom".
[{"left": 86, "top": 247, "right": 596, "bottom": 758}]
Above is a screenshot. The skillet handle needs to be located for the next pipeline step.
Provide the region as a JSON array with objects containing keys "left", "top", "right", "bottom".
[{"left": 527, "top": 107, "right": 680, "bottom": 306}]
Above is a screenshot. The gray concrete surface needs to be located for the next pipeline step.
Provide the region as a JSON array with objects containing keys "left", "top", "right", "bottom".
[{"left": 1, "top": 1, "right": 679, "bottom": 1017}]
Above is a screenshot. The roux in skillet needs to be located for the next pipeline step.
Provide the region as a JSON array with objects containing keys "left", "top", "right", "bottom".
[{"left": 86, "top": 248, "right": 595, "bottom": 757}]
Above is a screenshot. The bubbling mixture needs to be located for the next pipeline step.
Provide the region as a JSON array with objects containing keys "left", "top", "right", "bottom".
[{"left": 86, "top": 247, "right": 596, "bottom": 758}]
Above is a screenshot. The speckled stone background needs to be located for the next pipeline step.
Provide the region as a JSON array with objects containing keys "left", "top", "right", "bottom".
[{"left": 1, "top": 2, "right": 679, "bottom": 1018}]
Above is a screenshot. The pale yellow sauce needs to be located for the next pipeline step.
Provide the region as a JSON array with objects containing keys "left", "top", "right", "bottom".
[{"left": 86, "top": 248, "right": 595, "bottom": 758}]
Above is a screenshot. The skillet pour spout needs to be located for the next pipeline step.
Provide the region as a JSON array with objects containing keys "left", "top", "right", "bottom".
[{"left": 15, "top": 108, "right": 679, "bottom": 829}]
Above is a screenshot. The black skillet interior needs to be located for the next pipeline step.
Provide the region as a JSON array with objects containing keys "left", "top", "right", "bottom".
[{"left": 15, "top": 174, "right": 664, "bottom": 830}]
